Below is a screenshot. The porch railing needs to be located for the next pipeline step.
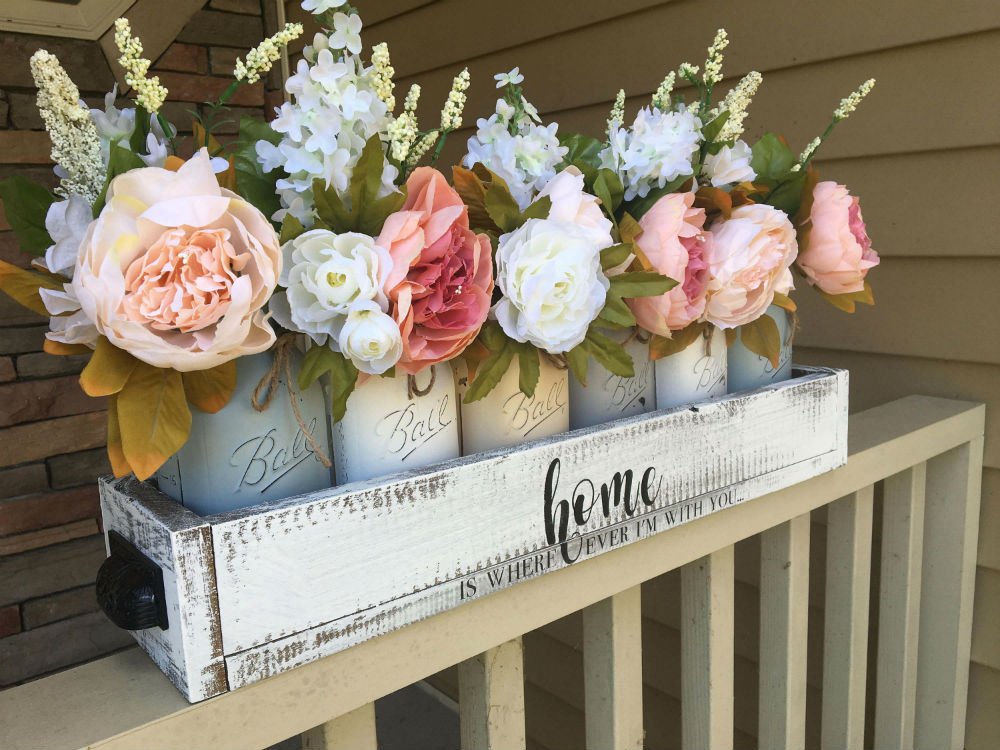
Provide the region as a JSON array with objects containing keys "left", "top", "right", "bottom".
[{"left": 0, "top": 395, "right": 985, "bottom": 750}]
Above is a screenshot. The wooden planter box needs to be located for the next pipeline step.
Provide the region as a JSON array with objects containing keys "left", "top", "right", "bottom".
[{"left": 97, "top": 365, "right": 848, "bottom": 702}]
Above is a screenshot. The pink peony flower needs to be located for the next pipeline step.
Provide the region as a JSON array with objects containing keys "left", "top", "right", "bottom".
[
  {"left": 73, "top": 150, "right": 280, "bottom": 371},
  {"left": 797, "top": 181, "right": 879, "bottom": 295},
  {"left": 626, "top": 192, "right": 710, "bottom": 336},
  {"left": 377, "top": 167, "right": 493, "bottom": 374},
  {"left": 703, "top": 203, "right": 797, "bottom": 329}
]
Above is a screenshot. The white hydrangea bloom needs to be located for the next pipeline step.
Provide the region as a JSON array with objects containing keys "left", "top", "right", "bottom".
[
  {"left": 599, "top": 105, "right": 702, "bottom": 201},
  {"left": 302, "top": 0, "right": 347, "bottom": 15},
  {"left": 329, "top": 12, "right": 363, "bottom": 55},
  {"left": 35, "top": 195, "right": 91, "bottom": 278},
  {"left": 259, "top": 30, "right": 398, "bottom": 224},
  {"left": 88, "top": 87, "right": 175, "bottom": 168},
  {"left": 463, "top": 97, "right": 567, "bottom": 210}
]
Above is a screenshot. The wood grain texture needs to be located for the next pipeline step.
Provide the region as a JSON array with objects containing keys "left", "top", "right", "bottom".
[
  {"left": 681, "top": 547, "right": 735, "bottom": 750},
  {"left": 2, "top": 397, "right": 983, "bottom": 749},
  {"left": 875, "top": 463, "right": 926, "bottom": 750},
  {"left": 915, "top": 438, "right": 985, "bottom": 750},
  {"left": 214, "top": 368, "right": 846, "bottom": 687},
  {"left": 98, "top": 477, "right": 226, "bottom": 702},
  {"left": 582, "top": 587, "right": 644, "bottom": 750},
  {"left": 821, "top": 486, "right": 874, "bottom": 750},
  {"left": 758, "top": 514, "right": 810, "bottom": 750}
]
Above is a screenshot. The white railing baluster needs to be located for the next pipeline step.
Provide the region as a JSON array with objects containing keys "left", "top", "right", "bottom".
[
  {"left": 300, "top": 703, "right": 377, "bottom": 750},
  {"left": 681, "top": 546, "right": 735, "bottom": 750},
  {"left": 582, "top": 586, "right": 644, "bottom": 750},
  {"left": 759, "top": 514, "right": 811, "bottom": 750},
  {"left": 458, "top": 637, "right": 527, "bottom": 750},
  {"left": 875, "top": 463, "right": 927, "bottom": 749},
  {"left": 915, "top": 438, "right": 984, "bottom": 750},
  {"left": 822, "top": 486, "right": 874, "bottom": 750}
]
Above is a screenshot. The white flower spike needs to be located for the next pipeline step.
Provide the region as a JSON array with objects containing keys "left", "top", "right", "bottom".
[{"left": 494, "top": 68, "right": 524, "bottom": 89}]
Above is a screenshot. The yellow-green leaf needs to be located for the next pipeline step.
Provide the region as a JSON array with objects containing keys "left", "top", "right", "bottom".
[
  {"left": 516, "top": 343, "right": 540, "bottom": 398},
  {"left": 44, "top": 339, "right": 91, "bottom": 356},
  {"left": 740, "top": 314, "right": 782, "bottom": 368},
  {"left": 648, "top": 321, "right": 706, "bottom": 361},
  {"left": 585, "top": 328, "right": 634, "bottom": 378},
  {"left": 0, "top": 259, "right": 62, "bottom": 316},
  {"left": 565, "top": 343, "right": 589, "bottom": 386},
  {"left": 105, "top": 394, "right": 133, "bottom": 478},
  {"left": 183, "top": 361, "right": 237, "bottom": 414},
  {"left": 79, "top": 337, "right": 139, "bottom": 397},
  {"left": 117, "top": 364, "right": 192, "bottom": 481},
  {"left": 618, "top": 213, "right": 643, "bottom": 244},
  {"left": 772, "top": 292, "right": 797, "bottom": 313},
  {"left": 452, "top": 165, "right": 497, "bottom": 232},
  {"left": 817, "top": 280, "right": 875, "bottom": 313},
  {"left": 608, "top": 271, "right": 677, "bottom": 299},
  {"left": 464, "top": 340, "right": 514, "bottom": 403},
  {"left": 601, "top": 243, "right": 634, "bottom": 272}
]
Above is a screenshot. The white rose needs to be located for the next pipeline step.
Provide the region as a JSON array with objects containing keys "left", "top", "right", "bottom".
[
  {"left": 338, "top": 300, "right": 402, "bottom": 375},
  {"left": 494, "top": 219, "right": 612, "bottom": 354},
  {"left": 270, "top": 229, "right": 392, "bottom": 346},
  {"left": 703, "top": 141, "right": 757, "bottom": 187},
  {"left": 537, "top": 167, "right": 613, "bottom": 238}
]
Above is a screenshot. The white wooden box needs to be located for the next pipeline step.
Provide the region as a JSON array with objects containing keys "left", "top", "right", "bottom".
[{"left": 97, "top": 366, "right": 848, "bottom": 702}]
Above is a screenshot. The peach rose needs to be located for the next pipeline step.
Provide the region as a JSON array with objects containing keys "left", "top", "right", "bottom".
[
  {"left": 626, "top": 192, "right": 709, "bottom": 336},
  {"left": 797, "top": 181, "right": 878, "bottom": 295},
  {"left": 703, "top": 203, "right": 797, "bottom": 329},
  {"left": 377, "top": 167, "right": 493, "bottom": 374},
  {"left": 73, "top": 149, "right": 280, "bottom": 371}
]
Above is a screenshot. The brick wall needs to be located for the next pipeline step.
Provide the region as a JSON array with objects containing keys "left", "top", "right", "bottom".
[{"left": 0, "top": 0, "right": 282, "bottom": 687}]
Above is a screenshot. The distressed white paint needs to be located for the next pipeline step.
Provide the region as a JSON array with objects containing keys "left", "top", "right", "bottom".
[
  {"left": 821, "top": 486, "right": 874, "bottom": 750},
  {"left": 19, "top": 397, "right": 984, "bottom": 745},
  {"left": 582, "top": 587, "right": 644, "bottom": 750},
  {"left": 458, "top": 638, "right": 526, "bottom": 750},
  {"left": 681, "top": 546, "right": 735, "bottom": 750},
  {"left": 300, "top": 703, "right": 377, "bottom": 750},
  {"left": 569, "top": 332, "right": 656, "bottom": 430},
  {"left": 875, "top": 463, "right": 925, "bottom": 750},
  {"left": 98, "top": 477, "right": 226, "bottom": 702},
  {"left": 914, "top": 438, "right": 984, "bottom": 750},
  {"left": 759, "top": 513, "right": 810, "bottom": 750}
]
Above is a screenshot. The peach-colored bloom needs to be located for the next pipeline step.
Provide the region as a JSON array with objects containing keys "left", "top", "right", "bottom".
[
  {"left": 377, "top": 167, "right": 493, "bottom": 374},
  {"left": 73, "top": 149, "right": 280, "bottom": 371},
  {"left": 626, "top": 192, "right": 709, "bottom": 336},
  {"left": 797, "top": 181, "right": 878, "bottom": 295},
  {"left": 703, "top": 203, "right": 797, "bottom": 329}
]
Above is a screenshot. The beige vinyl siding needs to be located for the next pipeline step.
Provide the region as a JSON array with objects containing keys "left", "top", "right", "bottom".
[{"left": 290, "top": 0, "right": 999, "bottom": 745}]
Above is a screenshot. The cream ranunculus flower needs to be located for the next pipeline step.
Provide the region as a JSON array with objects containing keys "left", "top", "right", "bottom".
[
  {"left": 703, "top": 203, "right": 797, "bottom": 329},
  {"left": 72, "top": 149, "right": 281, "bottom": 371},
  {"left": 494, "top": 219, "right": 612, "bottom": 354},
  {"left": 702, "top": 141, "right": 756, "bottom": 187},
  {"left": 537, "top": 166, "right": 613, "bottom": 238},
  {"left": 268, "top": 229, "right": 391, "bottom": 346},
  {"left": 337, "top": 299, "right": 403, "bottom": 374}
]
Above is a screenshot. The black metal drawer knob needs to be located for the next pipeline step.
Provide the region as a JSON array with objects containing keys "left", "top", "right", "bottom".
[{"left": 96, "top": 530, "right": 169, "bottom": 631}]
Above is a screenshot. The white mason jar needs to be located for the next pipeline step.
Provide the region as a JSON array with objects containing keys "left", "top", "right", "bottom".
[
  {"left": 155, "top": 350, "right": 334, "bottom": 516},
  {"left": 728, "top": 305, "right": 794, "bottom": 393},
  {"left": 654, "top": 325, "right": 728, "bottom": 409},
  {"left": 458, "top": 356, "right": 569, "bottom": 455},
  {"left": 568, "top": 330, "right": 656, "bottom": 429},
  {"left": 332, "top": 364, "right": 461, "bottom": 484}
]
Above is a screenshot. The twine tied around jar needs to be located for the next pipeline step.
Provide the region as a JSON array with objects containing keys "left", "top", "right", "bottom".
[
  {"left": 407, "top": 367, "right": 437, "bottom": 399},
  {"left": 703, "top": 325, "right": 714, "bottom": 357},
  {"left": 542, "top": 352, "right": 569, "bottom": 371},
  {"left": 251, "top": 334, "right": 332, "bottom": 468}
]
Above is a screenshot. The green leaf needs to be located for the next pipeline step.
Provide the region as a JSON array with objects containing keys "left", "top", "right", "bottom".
[
  {"left": 739, "top": 313, "right": 782, "bottom": 368},
  {"left": 233, "top": 117, "right": 282, "bottom": 223},
  {"left": 622, "top": 174, "right": 689, "bottom": 219},
  {"left": 565, "top": 343, "right": 590, "bottom": 386},
  {"left": 464, "top": 340, "right": 514, "bottom": 403},
  {"left": 585, "top": 328, "right": 635, "bottom": 378},
  {"left": 520, "top": 195, "right": 551, "bottom": 223},
  {"left": 129, "top": 105, "right": 151, "bottom": 154},
  {"left": 600, "top": 243, "right": 633, "bottom": 272},
  {"left": 608, "top": 271, "right": 677, "bottom": 299},
  {"left": 765, "top": 170, "right": 808, "bottom": 217},
  {"left": 592, "top": 169, "right": 624, "bottom": 221},
  {"left": 701, "top": 109, "right": 731, "bottom": 145},
  {"left": 313, "top": 178, "right": 352, "bottom": 233},
  {"left": 598, "top": 296, "right": 636, "bottom": 328},
  {"left": 515, "top": 342, "right": 540, "bottom": 398},
  {"left": 559, "top": 133, "right": 603, "bottom": 181},
  {"left": 349, "top": 135, "right": 387, "bottom": 215},
  {"left": 751, "top": 133, "right": 796, "bottom": 182},
  {"left": 279, "top": 214, "right": 306, "bottom": 245},
  {"left": 93, "top": 143, "right": 146, "bottom": 217},
  {"left": 484, "top": 173, "right": 523, "bottom": 233},
  {"left": 648, "top": 321, "right": 707, "bottom": 360},
  {"left": 298, "top": 345, "right": 358, "bottom": 422},
  {"left": 359, "top": 189, "right": 407, "bottom": 236},
  {"left": 0, "top": 177, "right": 55, "bottom": 256}
]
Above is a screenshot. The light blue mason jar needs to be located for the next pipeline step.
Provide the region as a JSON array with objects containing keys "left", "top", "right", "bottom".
[
  {"left": 727, "top": 305, "right": 794, "bottom": 393},
  {"left": 155, "top": 350, "right": 334, "bottom": 516}
]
